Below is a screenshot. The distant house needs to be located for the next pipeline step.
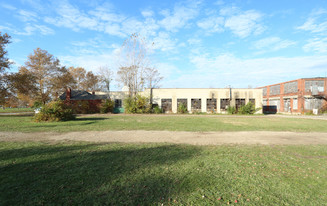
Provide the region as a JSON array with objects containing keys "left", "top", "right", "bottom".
[{"left": 59, "top": 88, "right": 108, "bottom": 113}]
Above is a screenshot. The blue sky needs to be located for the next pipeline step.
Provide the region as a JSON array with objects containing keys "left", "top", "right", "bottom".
[{"left": 1, "top": 0, "right": 327, "bottom": 90}]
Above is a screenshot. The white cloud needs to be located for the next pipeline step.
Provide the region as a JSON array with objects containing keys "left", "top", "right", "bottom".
[
  {"left": 197, "top": 7, "right": 265, "bottom": 38},
  {"left": 159, "top": 1, "right": 200, "bottom": 32},
  {"left": 155, "top": 62, "right": 180, "bottom": 81},
  {"left": 103, "top": 23, "right": 125, "bottom": 37},
  {"left": 11, "top": 38, "right": 22, "bottom": 43},
  {"left": 152, "top": 32, "right": 177, "bottom": 51},
  {"left": 20, "top": 0, "right": 45, "bottom": 11},
  {"left": 141, "top": 9, "right": 154, "bottom": 18},
  {"left": 297, "top": 8, "right": 327, "bottom": 34},
  {"left": 197, "top": 16, "right": 224, "bottom": 33},
  {"left": 121, "top": 17, "right": 156, "bottom": 38},
  {"left": 0, "top": 25, "right": 13, "bottom": 32},
  {"left": 173, "top": 53, "right": 327, "bottom": 88},
  {"left": 224, "top": 10, "right": 265, "bottom": 38},
  {"left": 44, "top": 1, "right": 160, "bottom": 39},
  {"left": 253, "top": 37, "right": 296, "bottom": 54},
  {"left": 71, "top": 37, "right": 120, "bottom": 51},
  {"left": 15, "top": 24, "right": 55, "bottom": 35},
  {"left": 214, "top": 0, "right": 224, "bottom": 6},
  {"left": 1, "top": 3, "right": 16, "bottom": 10},
  {"left": 44, "top": 1, "right": 100, "bottom": 32},
  {"left": 89, "top": 5, "right": 125, "bottom": 23},
  {"left": 303, "top": 37, "right": 327, "bottom": 53},
  {"left": 17, "top": 10, "right": 38, "bottom": 22},
  {"left": 187, "top": 38, "right": 202, "bottom": 45},
  {"left": 219, "top": 6, "right": 239, "bottom": 16},
  {"left": 297, "top": 17, "right": 327, "bottom": 33},
  {"left": 59, "top": 52, "right": 119, "bottom": 72}
]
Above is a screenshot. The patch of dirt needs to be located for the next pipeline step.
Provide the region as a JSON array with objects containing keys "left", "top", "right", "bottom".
[
  {"left": 1, "top": 131, "right": 327, "bottom": 145},
  {"left": 222, "top": 121, "right": 249, "bottom": 126}
]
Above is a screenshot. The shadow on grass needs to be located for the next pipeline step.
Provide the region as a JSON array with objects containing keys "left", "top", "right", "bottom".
[
  {"left": 0, "top": 144, "right": 96, "bottom": 161},
  {"left": 0, "top": 143, "right": 204, "bottom": 205},
  {"left": 0, "top": 113, "right": 34, "bottom": 117},
  {"left": 26, "top": 117, "right": 108, "bottom": 129}
]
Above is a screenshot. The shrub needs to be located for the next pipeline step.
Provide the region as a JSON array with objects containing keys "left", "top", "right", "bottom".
[
  {"left": 34, "top": 100, "right": 75, "bottom": 122},
  {"left": 305, "top": 111, "right": 314, "bottom": 115},
  {"left": 100, "top": 99, "right": 114, "bottom": 114},
  {"left": 319, "top": 104, "right": 327, "bottom": 114},
  {"left": 227, "top": 106, "right": 236, "bottom": 114},
  {"left": 32, "top": 101, "right": 43, "bottom": 109},
  {"left": 124, "top": 95, "right": 151, "bottom": 114},
  {"left": 153, "top": 106, "right": 163, "bottom": 114},
  {"left": 72, "top": 100, "right": 90, "bottom": 114},
  {"left": 177, "top": 103, "right": 188, "bottom": 114},
  {"left": 238, "top": 102, "right": 256, "bottom": 114}
]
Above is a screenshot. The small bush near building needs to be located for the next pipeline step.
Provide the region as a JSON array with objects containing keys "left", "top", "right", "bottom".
[
  {"left": 34, "top": 100, "right": 75, "bottom": 122},
  {"left": 153, "top": 106, "right": 163, "bottom": 114},
  {"left": 238, "top": 102, "right": 256, "bottom": 114},
  {"left": 227, "top": 106, "right": 236, "bottom": 114},
  {"left": 124, "top": 95, "right": 151, "bottom": 114},
  {"left": 72, "top": 100, "right": 90, "bottom": 114},
  {"left": 178, "top": 103, "right": 188, "bottom": 114},
  {"left": 100, "top": 100, "right": 114, "bottom": 114}
]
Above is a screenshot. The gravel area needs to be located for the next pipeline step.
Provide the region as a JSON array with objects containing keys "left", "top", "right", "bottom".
[{"left": 1, "top": 130, "right": 327, "bottom": 145}]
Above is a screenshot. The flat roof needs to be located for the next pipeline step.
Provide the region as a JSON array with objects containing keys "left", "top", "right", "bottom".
[{"left": 150, "top": 88, "right": 261, "bottom": 89}]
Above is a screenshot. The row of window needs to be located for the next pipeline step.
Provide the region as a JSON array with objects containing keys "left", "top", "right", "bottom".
[
  {"left": 263, "top": 97, "right": 323, "bottom": 111},
  {"left": 160, "top": 98, "right": 255, "bottom": 112},
  {"left": 263, "top": 80, "right": 325, "bottom": 96}
]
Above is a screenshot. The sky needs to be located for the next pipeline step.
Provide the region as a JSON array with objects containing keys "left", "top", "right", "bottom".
[{"left": 1, "top": 0, "right": 327, "bottom": 90}]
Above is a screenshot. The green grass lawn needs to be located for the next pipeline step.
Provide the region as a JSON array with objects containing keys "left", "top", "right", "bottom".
[
  {"left": 0, "top": 142, "right": 326, "bottom": 205},
  {"left": 1, "top": 114, "right": 327, "bottom": 133},
  {"left": 0, "top": 108, "right": 34, "bottom": 113}
]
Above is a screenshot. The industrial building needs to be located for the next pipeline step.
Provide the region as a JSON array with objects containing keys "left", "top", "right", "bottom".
[
  {"left": 149, "top": 88, "right": 262, "bottom": 113},
  {"left": 97, "top": 88, "right": 263, "bottom": 114},
  {"left": 94, "top": 77, "right": 327, "bottom": 114},
  {"left": 258, "top": 77, "right": 327, "bottom": 114}
]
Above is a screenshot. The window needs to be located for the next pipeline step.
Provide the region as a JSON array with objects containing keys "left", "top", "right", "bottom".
[
  {"left": 235, "top": 99, "right": 245, "bottom": 109},
  {"left": 293, "top": 99, "right": 298, "bottom": 110},
  {"left": 206, "top": 98, "right": 217, "bottom": 112},
  {"left": 304, "top": 98, "right": 324, "bottom": 110},
  {"left": 115, "top": 99, "right": 122, "bottom": 108},
  {"left": 284, "top": 82, "right": 298, "bottom": 94},
  {"left": 220, "top": 99, "right": 230, "bottom": 110},
  {"left": 263, "top": 87, "right": 267, "bottom": 96},
  {"left": 270, "top": 85, "right": 280, "bottom": 95},
  {"left": 269, "top": 99, "right": 280, "bottom": 111},
  {"left": 177, "top": 99, "right": 187, "bottom": 109},
  {"left": 191, "top": 99, "right": 201, "bottom": 111},
  {"left": 283, "top": 99, "right": 290, "bottom": 112},
  {"left": 161, "top": 99, "right": 172, "bottom": 112},
  {"left": 249, "top": 98, "right": 255, "bottom": 105},
  {"left": 305, "top": 80, "right": 324, "bottom": 92}
]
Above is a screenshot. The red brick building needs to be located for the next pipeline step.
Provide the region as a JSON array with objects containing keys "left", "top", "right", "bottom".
[
  {"left": 258, "top": 77, "right": 327, "bottom": 114},
  {"left": 59, "top": 88, "right": 108, "bottom": 113}
]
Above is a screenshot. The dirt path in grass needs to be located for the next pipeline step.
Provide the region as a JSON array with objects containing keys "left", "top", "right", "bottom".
[{"left": 1, "top": 130, "right": 327, "bottom": 145}]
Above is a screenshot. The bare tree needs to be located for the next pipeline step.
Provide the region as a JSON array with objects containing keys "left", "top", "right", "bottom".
[
  {"left": 117, "top": 33, "right": 149, "bottom": 97},
  {"left": 98, "top": 65, "right": 114, "bottom": 98},
  {"left": 144, "top": 67, "right": 163, "bottom": 106},
  {"left": 144, "top": 67, "right": 163, "bottom": 89}
]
